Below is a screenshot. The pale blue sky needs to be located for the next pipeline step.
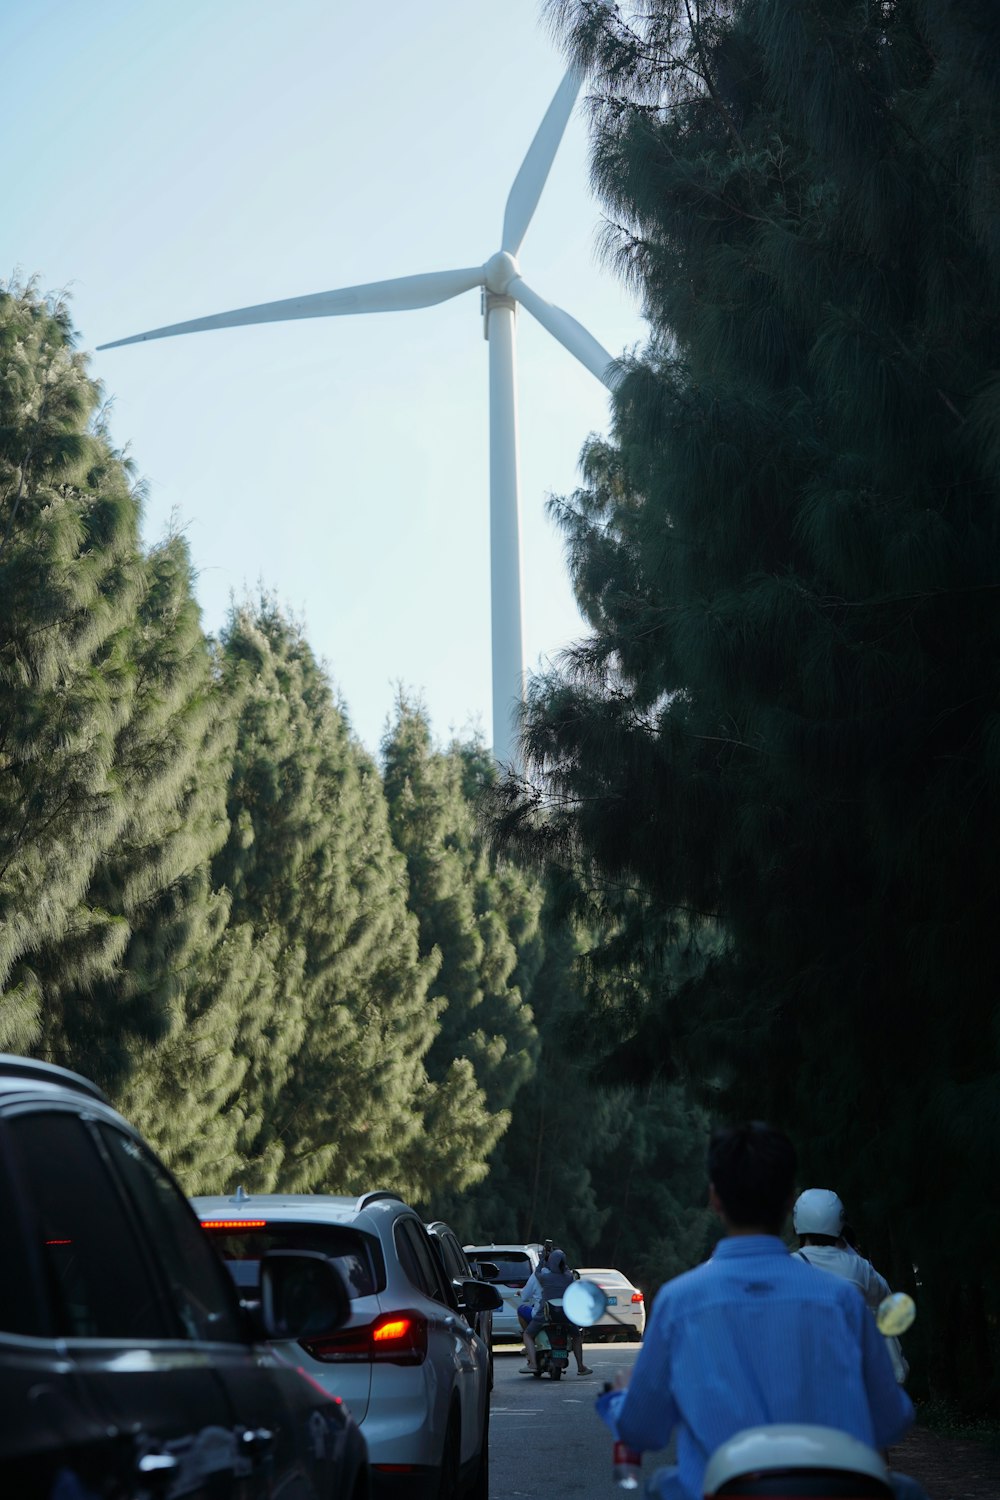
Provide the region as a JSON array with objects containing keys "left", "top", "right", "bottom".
[{"left": 4, "top": 0, "right": 646, "bottom": 753}]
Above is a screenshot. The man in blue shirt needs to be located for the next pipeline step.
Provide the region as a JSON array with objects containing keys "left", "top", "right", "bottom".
[{"left": 597, "top": 1123, "right": 927, "bottom": 1499}]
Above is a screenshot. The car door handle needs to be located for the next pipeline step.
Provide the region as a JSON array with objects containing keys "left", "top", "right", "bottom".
[{"left": 240, "top": 1426, "right": 275, "bottom": 1460}]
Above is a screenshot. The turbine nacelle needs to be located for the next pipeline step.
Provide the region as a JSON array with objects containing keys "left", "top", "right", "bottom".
[{"left": 484, "top": 251, "right": 520, "bottom": 297}]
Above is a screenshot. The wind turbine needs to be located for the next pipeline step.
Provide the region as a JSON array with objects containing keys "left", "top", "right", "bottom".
[{"left": 99, "top": 68, "right": 618, "bottom": 766}]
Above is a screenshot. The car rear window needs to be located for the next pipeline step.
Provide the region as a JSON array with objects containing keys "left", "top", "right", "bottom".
[
  {"left": 468, "top": 1252, "right": 532, "bottom": 1287},
  {"left": 202, "top": 1223, "right": 385, "bottom": 1298}
]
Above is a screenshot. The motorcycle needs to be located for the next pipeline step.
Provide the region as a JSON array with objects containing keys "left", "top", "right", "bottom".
[
  {"left": 561, "top": 1280, "right": 916, "bottom": 1499},
  {"left": 531, "top": 1300, "right": 572, "bottom": 1380}
]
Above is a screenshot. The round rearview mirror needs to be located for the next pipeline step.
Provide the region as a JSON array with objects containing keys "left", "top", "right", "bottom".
[
  {"left": 563, "top": 1279, "right": 608, "bottom": 1327},
  {"left": 876, "top": 1292, "right": 916, "bottom": 1337}
]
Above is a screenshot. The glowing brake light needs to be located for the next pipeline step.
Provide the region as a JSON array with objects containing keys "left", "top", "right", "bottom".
[
  {"left": 373, "top": 1317, "right": 412, "bottom": 1343},
  {"left": 631, "top": 1292, "right": 644, "bottom": 1303},
  {"left": 301, "top": 1310, "right": 428, "bottom": 1366},
  {"left": 201, "top": 1220, "right": 267, "bottom": 1230}
]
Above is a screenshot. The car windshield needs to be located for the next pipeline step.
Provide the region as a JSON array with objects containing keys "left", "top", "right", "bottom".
[
  {"left": 468, "top": 1252, "right": 532, "bottom": 1287},
  {"left": 203, "top": 1223, "right": 383, "bottom": 1298}
]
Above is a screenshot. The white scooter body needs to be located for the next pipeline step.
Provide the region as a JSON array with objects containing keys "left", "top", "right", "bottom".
[{"left": 703, "top": 1424, "right": 893, "bottom": 1497}]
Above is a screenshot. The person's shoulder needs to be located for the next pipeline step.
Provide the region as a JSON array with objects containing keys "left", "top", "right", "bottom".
[{"left": 652, "top": 1255, "right": 718, "bottom": 1310}]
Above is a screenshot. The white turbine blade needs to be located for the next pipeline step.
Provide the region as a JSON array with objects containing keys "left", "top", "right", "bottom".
[
  {"left": 509, "top": 276, "right": 619, "bottom": 389},
  {"left": 501, "top": 68, "right": 583, "bottom": 256},
  {"left": 97, "top": 267, "right": 485, "bottom": 350}
]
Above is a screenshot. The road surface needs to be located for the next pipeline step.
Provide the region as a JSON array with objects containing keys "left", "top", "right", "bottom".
[{"left": 490, "top": 1339, "right": 674, "bottom": 1499}]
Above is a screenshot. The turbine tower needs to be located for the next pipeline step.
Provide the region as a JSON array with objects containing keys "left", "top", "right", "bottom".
[{"left": 99, "top": 68, "right": 618, "bottom": 766}]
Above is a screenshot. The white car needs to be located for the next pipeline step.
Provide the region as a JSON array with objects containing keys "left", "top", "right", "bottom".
[
  {"left": 463, "top": 1242, "right": 544, "bottom": 1343},
  {"left": 575, "top": 1267, "right": 646, "bottom": 1341},
  {"left": 195, "top": 1190, "right": 499, "bottom": 1498}
]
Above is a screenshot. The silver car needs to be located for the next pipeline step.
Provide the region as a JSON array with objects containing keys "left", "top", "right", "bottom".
[
  {"left": 462, "top": 1242, "right": 544, "bottom": 1344},
  {"left": 195, "top": 1190, "right": 498, "bottom": 1499}
]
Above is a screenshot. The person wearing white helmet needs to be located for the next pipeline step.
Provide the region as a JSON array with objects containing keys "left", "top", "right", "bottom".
[{"left": 793, "top": 1188, "right": 909, "bottom": 1383}]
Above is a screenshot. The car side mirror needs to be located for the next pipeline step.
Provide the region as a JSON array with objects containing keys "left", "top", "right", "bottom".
[
  {"left": 259, "top": 1250, "right": 350, "bottom": 1340},
  {"left": 458, "top": 1278, "right": 503, "bottom": 1312},
  {"left": 563, "top": 1279, "right": 608, "bottom": 1327},
  {"left": 474, "top": 1260, "right": 499, "bottom": 1281}
]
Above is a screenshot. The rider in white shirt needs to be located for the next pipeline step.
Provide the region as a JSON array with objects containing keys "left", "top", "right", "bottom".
[{"left": 792, "top": 1188, "right": 909, "bottom": 1383}]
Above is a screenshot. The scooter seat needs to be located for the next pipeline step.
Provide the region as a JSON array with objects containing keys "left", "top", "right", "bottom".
[{"left": 705, "top": 1426, "right": 893, "bottom": 1498}]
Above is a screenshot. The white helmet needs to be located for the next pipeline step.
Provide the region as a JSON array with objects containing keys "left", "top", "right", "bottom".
[{"left": 793, "top": 1188, "right": 845, "bottom": 1237}]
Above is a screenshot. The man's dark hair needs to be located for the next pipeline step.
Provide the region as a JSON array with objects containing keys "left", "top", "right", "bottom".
[{"left": 708, "top": 1122, "right": 797, "bottom": 1232}]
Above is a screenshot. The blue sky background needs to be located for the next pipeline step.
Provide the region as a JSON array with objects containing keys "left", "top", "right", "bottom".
[{"left": 5, "top": 0, "right": 647, "bottom": 753}]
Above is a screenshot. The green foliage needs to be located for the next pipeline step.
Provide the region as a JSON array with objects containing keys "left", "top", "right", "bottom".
[
  {"left": 382, "top": 697, "right": 541, "bottom": 1116},
  {"left": 445, "top": 874, "right": 714, "bottom": 1286},
  {"left": 0, "top": 285, "right": 141, "bottom": 1052},
  {"left": 214, "top": 607, "right": 493, "bottom": 1199},
  {"left": 499, "top": 0, "right": 1000, "bottom": 1402}
]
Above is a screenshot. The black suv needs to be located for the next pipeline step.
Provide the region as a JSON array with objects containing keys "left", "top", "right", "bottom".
[
  {"left": 0, "top": 1055, "right": 370, "bottom": 1499},
  {"left": 424, "top": 1222, "right": 498, "bottom": 1387}
]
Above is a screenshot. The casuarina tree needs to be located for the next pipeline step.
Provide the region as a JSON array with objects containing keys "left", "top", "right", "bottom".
[
  {"left": 492, "top": 0, "right": 1000, "bottom": 1402},
  {"left": 215, "top": 605, "right": 492, "bottom": 1198},
  {"left": 0, "top": 284, "right": 153, "bottom": 1054}
]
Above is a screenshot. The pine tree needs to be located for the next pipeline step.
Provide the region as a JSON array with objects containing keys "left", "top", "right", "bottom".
[
  {"left": 0, "top": 284, "right": 144, "bottom": 1053},
  {"left": 215, "top": 605, "right": 488, "bottom": 1198},
  {"left": 497, "top": 0, "right": 1000, "bottom": 1400},
  {"left": 69, "top": 536, "right": 255, "bottom": 1188},
  {"left": 382, "top": 698, "right": 541, "bottom": 1137}
]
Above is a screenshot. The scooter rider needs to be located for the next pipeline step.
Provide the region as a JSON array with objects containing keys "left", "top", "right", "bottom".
[
  {"left": 596, "top": 1122, "right": 928, "bottom": 1500},
  {"left": 521, "top": 1247, "right": 593, "bottom": 1375},
  {"left": 517, "top": 1237, "right": 556, "bottom": 1339},
  {"left": 793, "top": 1188, "right": 909, "bottom": 1383}
]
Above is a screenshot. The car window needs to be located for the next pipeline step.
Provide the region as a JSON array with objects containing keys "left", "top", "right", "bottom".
[
  {"left": 203, "top": 1222, "right": 384, "bottom": 1299},
  {"left": 6, "top": 1112, "right": 172, "bottom": 1340},
  {"left": 99, "top": 1125, "right": 244, "bottom": 1344},
  {"left": 468, "top": 1252, "right": 532, "bottom": 1286},
  {"left": 395, "top": 1220, "right": 453, "bottom": 1305},
  {"left": 442, "top": 1233, "right": 470, "bottom": 1281},
  {"left": 0, "top": 1126, "right": 47, "bottom": 1336}
]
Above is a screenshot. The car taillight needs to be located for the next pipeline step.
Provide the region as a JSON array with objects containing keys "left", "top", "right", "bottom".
[
  {"left": 631, "top": 1292, "right": 644, "bottom": 1303},
  {"left": 301, "top": 1311, "right": 428, "bottom": 1366},
  {"left": 371, "top": 1312, "right": 428, "bottom": 1363}
]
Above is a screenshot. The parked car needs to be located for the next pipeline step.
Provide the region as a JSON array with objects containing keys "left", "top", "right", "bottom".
[
  {"left": 0, "top": 1054, "right": 368, "bottom": 1499},
  {"left": 196, "top": 1190, "right": 500, "bottom": 1499},
  {"left": 425, "top": 1221, "right": 498, "bottom": 1386},
  {"left": 462, "top": 1242, "right": 545, "bottom": 1344},
  {"left": 574, "top": 1266, "right": 646, "bottom": 1340}
]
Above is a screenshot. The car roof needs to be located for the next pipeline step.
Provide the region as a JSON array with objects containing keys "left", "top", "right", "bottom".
[
  {"left": 192, "top": 1189, "right": 410, "bottom": 1228},
  {"left": 464, "top": 1243, "right": 542, "bottom": 1254},
  {"left": 577, "top": 1267, "right": 634, "bottom": 1282},
  {"left": 0, "top": 1054, "right": 110, "bottom": 1105}
]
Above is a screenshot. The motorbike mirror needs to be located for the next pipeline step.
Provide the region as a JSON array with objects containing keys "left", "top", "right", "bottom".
[
  {"left": 563, "top": 1279, "right": 608, "bottom": 1327},
  {"left": 876, "top": 1292, "right": 916, "bottom": 1337}
]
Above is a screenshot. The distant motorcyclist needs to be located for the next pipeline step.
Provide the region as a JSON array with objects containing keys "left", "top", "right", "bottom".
[
  {"left": 792, "top": 1188, "right": 909, "bottom": 1383},
  {"left": 521, "top": 1247, "right": 592, "bottom": 1375},
  {"left": 517, "top": 1238, "right": 555, "bottom": 1334}
]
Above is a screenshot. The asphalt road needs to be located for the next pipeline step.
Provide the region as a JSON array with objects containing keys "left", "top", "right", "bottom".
[{"left": 489, "top": 1339, "right": 674, "bottom": 1499}]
